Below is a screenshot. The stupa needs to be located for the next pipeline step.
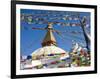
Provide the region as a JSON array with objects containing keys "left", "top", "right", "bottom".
[{"left": 31, "top": 23, "right": 69, "bottom": 58}]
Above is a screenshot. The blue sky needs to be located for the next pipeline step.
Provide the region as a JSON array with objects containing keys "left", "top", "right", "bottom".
[{"left": 20, "top": 9, "right": 90, "bottom": 56}]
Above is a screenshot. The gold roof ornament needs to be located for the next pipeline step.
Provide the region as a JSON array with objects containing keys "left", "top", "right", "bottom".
[{"left": 42, "top": 23, "right": 57, "bottom": 47}]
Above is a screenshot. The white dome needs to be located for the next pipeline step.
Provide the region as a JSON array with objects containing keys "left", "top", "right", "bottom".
[{"left": 31, "top": 46, "right": 68, "bottom": 56}]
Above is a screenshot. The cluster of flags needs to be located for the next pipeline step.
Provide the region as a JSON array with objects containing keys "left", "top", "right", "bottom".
[
  {"left": 70, "top": 42, "right": 91, "bottom": 67},
  {"left": 21, "top": 12, "right": 89, "bottom": 27}
]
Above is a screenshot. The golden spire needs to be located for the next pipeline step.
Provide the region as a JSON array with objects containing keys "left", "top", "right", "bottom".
[{"left": 42, "top": 23, "right": 57, "bottom": 47}]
